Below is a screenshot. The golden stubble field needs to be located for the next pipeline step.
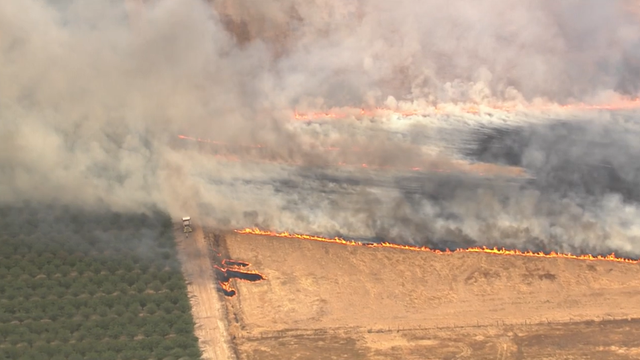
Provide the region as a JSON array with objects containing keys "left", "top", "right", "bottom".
[{"left": 213, "top": 232, "right": 640, "bottom": 359}]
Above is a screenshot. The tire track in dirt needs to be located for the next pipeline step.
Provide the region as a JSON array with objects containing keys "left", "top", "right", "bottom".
[{"left": 175, "top": 225, "right": 236, "bottom": 360}]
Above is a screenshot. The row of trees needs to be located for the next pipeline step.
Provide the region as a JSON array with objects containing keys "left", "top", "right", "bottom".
[
  {"left": 1, "top": 272, "right": 187, "bottom": 297},
  {"left": 0, "top": 234, "right": 177, "bottom": 262},
  {"left": 0, "top": 251, "right": 176, "bottom": 272},
  {"left": 0, "top": 336, "right": 201, "bottom": 360},
  {"left": 0, "top": 313, "right": 196, "bottom": 342},
  {"left": 0, "top": 298, "right": 194, "bottom": 326},
  {"left": 0, "top": 204, "right": 201, "bottom": 359},
  {"left": 3, "top": 291, "right": 189, "bottom": 312}
]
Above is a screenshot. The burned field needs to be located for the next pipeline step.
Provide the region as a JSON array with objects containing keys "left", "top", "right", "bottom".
[{"left": 213, "top": 231, "right": 640, "bottom": 360}]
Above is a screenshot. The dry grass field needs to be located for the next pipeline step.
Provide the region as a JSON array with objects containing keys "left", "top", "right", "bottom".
[{"left": 211, "top": 231, "right": 640, "bottom": 360}]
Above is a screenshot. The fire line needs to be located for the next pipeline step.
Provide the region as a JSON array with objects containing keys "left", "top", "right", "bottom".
[
  {"left": 214, "top": 262, "right": 266, "bottom": 297},
  {"left": 209, "top": 245, "right": 266, "bottom": 297},
  {"left": 292, "top": 99, "right": 640, "bottom": 121},
  {"left": 235, "top": 228, "right": 640, "bottom": 265}
]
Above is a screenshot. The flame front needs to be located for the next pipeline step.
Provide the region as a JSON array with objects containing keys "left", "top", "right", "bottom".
[
  {"left": 214, "top": 261, "right": 266, "bottom": 297},
  {"left": 292, "top": 99, "right": 640, "bottom": 121},
  {"left": 235, "top": 228, "right": 639, "bottom": 264}
]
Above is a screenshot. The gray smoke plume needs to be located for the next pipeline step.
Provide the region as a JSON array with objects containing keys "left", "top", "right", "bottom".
[{"left": 2, "top": 0, "right": 640, "bottom": 256}]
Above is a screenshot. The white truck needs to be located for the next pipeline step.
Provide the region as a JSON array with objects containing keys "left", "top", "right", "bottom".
[{"left": 182, "top": 217, "right": 193, "bottom": 237}]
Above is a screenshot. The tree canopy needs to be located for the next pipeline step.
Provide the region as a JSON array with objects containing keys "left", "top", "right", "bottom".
[{"left": 0, "top": 204, "right": 202, "bottom": 360}]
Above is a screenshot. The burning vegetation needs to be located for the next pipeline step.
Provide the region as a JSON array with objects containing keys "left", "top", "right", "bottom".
[
  {"left": 236, "top": 228, "right": 640, "bottom": 265},
  {"left": 292, "top": 99, "right": 640, "bottom": 121},
  {"left": 206, "top": 237, "right": 266, "bottom": 297},
  {"left": 214, "top": 260, "right": 266, "bottom": 297}
]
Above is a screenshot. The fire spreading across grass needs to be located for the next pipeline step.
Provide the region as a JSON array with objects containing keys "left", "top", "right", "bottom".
[
  {"left": 235, "top": 228, "right": 640, "bottom": 265},
  {"left": 292, "top": 99, "right": 640, "bottom": 121},
  {"left": 209, "top": 249, "right": 266, "bottom": 297}
]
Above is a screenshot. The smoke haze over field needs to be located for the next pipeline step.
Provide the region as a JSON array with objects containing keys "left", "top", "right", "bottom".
[{"left": 3, "top": 0, "right": 640, "bottom": 255}]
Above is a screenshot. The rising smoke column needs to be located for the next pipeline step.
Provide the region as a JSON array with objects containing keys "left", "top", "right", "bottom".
[{"left": 2, "top": 0, "right": 640, "bottom": 256}]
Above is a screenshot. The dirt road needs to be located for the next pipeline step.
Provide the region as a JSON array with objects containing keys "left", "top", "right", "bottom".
[{"left": 174, "top": 226, "right": 235, "bottom": 360}]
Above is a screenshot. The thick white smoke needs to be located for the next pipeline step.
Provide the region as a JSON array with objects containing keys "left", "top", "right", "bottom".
[{"left": 2, "top": 0, "right": 640, "bottom": 255}]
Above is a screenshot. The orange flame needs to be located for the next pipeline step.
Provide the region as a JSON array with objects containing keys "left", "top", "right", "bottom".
[
  {"left": 235, "top": 228, "right": 640, "bottom": 264},
  {"left": 214, "top": 260, "right": 266, "bottom": 297},
  {"left": 292, "top": 99, "right": 640, "bottom": 121}
]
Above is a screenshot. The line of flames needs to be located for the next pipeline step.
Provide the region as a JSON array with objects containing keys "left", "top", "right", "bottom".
[
  {"left": 209, "top": 245, "right": 266, "bottom": 296},
  {"left": 214, "top": 262, "right": 266, "bottom": 297},
  {"left": 235, "top": 228, "right": 639, "bottom": 264},
  {"left": 293, "top": 99, "right": 640, "bottom": 121}
]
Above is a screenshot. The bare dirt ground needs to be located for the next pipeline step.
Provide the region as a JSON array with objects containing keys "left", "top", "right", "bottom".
[
  {"left": 174, "top": 226, "right": 236, "bottom": 360},
  {"left": 220, "top": 232, "right": 640, "bottom": 359}
]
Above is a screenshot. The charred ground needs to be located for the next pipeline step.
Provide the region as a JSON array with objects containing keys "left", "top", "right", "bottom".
[
  {"left": 206, "top": 233, "right": 266, "bottom": 297},
  {"left": 464, "top": 119, "right": 640, "bottom": 204}
]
